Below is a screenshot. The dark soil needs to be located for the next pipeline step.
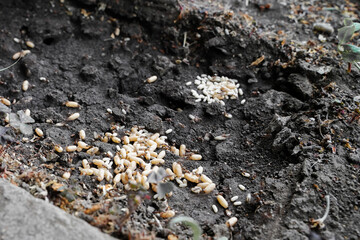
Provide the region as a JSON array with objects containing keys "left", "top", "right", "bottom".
[{"left": 0, "top": 0, "right": 360, "bottom": 239}]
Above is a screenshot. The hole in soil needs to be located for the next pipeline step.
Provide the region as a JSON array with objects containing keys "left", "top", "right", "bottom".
[{"left": 43, "top": 37, "right": 55, "bottom": 45}]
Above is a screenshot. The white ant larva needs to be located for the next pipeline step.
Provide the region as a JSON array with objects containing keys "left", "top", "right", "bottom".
[
  {"left": 190, "top": 154, "right": 202, "bottom": 161},
  {"left": 226, "top": 217, "right": 238, "bottom": 227},
  {"left": 146, "top": 76, "right": 158, "bottom": 83},
  {"left": 35, "top": 128, "right": 43, "bottom": 137},
  {"left": 203, "top": 183, "right": 216, "bottom": 194},
  {"left": 65, "top": 101, "right": 80, "bottom": 108},
  {"left": 67, "top": 112, "right": 80, "bottom": 121},
  {"left": 22, "top": 80, "right": 29, "bottom": 91},
  {"left": 217, "top": 195, "right": 228, "bottom": 209}
]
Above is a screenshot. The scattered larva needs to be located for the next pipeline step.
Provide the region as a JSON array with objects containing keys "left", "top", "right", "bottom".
[
  {"left": 22, "top": 80, "right": 29, "bottom": 91},
  {"left": 66, "top": 145, "right": 77, "bottom": 152},
  {"left": 67, "top": 112, "right": 80, "bottom": 121},
  {"left": 54, "top": 145, "right": 63, "bottom": 153},
  {"left": 0, "top": 97, "right": 11, "bottom": 106},
  {"left": 212, "top": 204, "right": 218, "bottom": 213},
  {"left": 238, "top": 184, "right": 246, "bottom": 191},
  {"left": 12, "top": 52, "right": 21, "bottom": 60},
  {"left": 26, "top": 41, "right": 35, "bottom": 48},
  {"left": 179, "top": 144, "right": 186, "bottom": 157},
  {"left": 146, "top": 76, "right": 158, "bottom": 83},
  {"left": 79, "top": 130, "right": 86, "bottom": 140},
  {"left": 65, "top": 101, "right": 80, "bottom": 108},
  {"left": 226, "top": 217, "right": 238, "bottom": 227},
  {"left": 233, "top": 201, "right": 242, "bottom": 206},
  {"left": 231, "top": 196, "right": 239, "bottom": 202},
  {"left": 190, "top": 154, "right": 202, "bottom": 161},
  {"left": 160, "top": 210, "right": 175, "bottom": 218},
  {"left": 217, "top": 195, "right": 228, "bottom": 209},
  {"left": 35, "top": 128, "right": 43, "bottom": 137}
]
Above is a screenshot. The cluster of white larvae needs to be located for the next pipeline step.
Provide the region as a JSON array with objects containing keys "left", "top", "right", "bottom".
[
  {"left": 58, "top": 126, "right": 217, "bottom": 197},
  {"left": 187, "top": 75, "right": 244, "bottom": 105}
]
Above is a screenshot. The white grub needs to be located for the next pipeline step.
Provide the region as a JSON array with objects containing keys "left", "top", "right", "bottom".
[
  {"left": 78, "top": 141, "right": 90, "bottom": 149},
  {"left": 231, "top": 196, "right": 239, "bottom": 202},
  {"left": 224, "top": 112, "right": 233, "bottom": 119},
  {"left": 191, "top": 186, "right": 202, "bottom": 194},
  {"left": 82, "top": 159, "right": 90, "bottom": 169},
  {"left": 225, "top": 209, "right": 232, "bottom": 217},
  {"left": 246, "top": 193, "right": 252, "bottom": 203},
  {"left": 179, "top": 144, "right": 186, "bottom": 157},
  {"left": 150, "top": 133, "right": 160, "bottom": 141},
  {"left": 188, "top": 114, "right": 195, "bottom": 120},
  {"left": 26, "top": 40, "right": 35, "bottom": 48},
  {"left": 197, "top": 182, "right": 209, "bottom": 189},
  {"left": 114, "top": 27, "right": 120, "bottom": 36},
  {"left": 146, "top": 76, "right": 158, "bottom": 83},
  {"left": 238, "top": 184, "right": 246, "bottom": 191},
  {"left": 0, "top": 97, "right": 11, "bottom": 106},
  {"left": 66, "top": 145, "right": 77, "bottom": 152},
  {"left": 184, "top": 173, "right": 199, "bottom": 183},
  {"left": 157, "top": 150, "right": 166, "bottom": 159},
  {"left": 24, "top": 109, "right": 31, "bottom": 116},
  {"left": 65, "top": 101, "right": 80, "bottom": 108},
  {"left": 203, "top": 183, "right": 216, "bottom": 194},
  {"left": 150, "top": 158, "right": 165, "bottom": 165},
  {"left": 80, "top": 168, "right": 93, "bottom": 176},
  {"left": 193, "top": 166, "right": 203, "bottom": 175},
  {"left": 67, "top": 112, "right": 80, "bottom": 121},
  {"left": 189, "top": 154, "right": 202, "bottom": 161},
  {"left": 12, "top": 52, "right": 21, "bottom": 60},
  {"left": 233, "top": 201, "right": 242, "bottom": 206},
  {"left": 217, "top": 195, "right": 229, "bottom": 209},
  {"left": 172, "top": 162, "right": 182, "bottom": 178},
  {"left": 200, "top": 174, "right": 212, "bottom": 183},
  {"left": 54, "top": 145, "right": 63, "bottom": 153},
  {"left": 39, "top": 77, "right": 47, "bottom": 82},
  {"left": 165, "top": 129, "right": 173, "bottom": 134},
  {"left": 111, "top": 136, "right": 121, "bottom": 144},
  {"left": 106, "top": 108, "right": 112, "bottom": 114},
  {"left": 86, "top": 147, "right": 99, "bottom": 155},
  {"left": 79, "top": 130, "right": 86, "bottom": 140},
  {"left": 62, "top": 172, "right": 71, "bottom": 179},
  {"left": 35, "top": 128, "right": 44, "bottom": 137},
  {"left": 226, "top": 217, "right": 238, "bottom": 227},
  {"left": 214, "top": 134, "right": 230, "bottom": 141},
  {"left": 212, "top": 204, "right": 219, "bottom": 213},
  {"left": 123, "top": 136, "right": 130, "bottom": 145},
  {"left": 242, "top": 172, "right": 251, "bottom": 178},
  {"left": 160, "top": 210, "right": 175, "bottom": 218},
  {"left": 22, "top": 80, "right": 29, "bottom": 91}
]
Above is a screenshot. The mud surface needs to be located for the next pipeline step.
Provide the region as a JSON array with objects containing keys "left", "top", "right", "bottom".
[{"left": 0, "top": 0, "right": 360, "bottom": 239}]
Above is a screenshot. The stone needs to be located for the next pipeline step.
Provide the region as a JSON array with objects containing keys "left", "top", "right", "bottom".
[
  {"left": 286, "top": 73, "right": 313, "bottom": 100},
  {"left": 0, "top": 179, "right": 115, "bottom": 240}
]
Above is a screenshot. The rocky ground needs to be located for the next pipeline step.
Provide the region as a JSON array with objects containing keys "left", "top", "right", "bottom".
[{"left": 0, "top": 0, "right": 359, "bottom": 239}]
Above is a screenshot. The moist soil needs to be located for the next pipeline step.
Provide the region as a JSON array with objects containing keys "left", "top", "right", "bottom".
[{"left": 0, "top": 0, "right": 360, "bottom": 239}]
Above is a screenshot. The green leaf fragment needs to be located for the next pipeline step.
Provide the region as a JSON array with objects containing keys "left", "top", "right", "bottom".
[
  {"left": 169, "top": 216, "right": 202, "bottom": 240},
  {"left": 338, "top": 25, "right": 355, "bottom": 45}
]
